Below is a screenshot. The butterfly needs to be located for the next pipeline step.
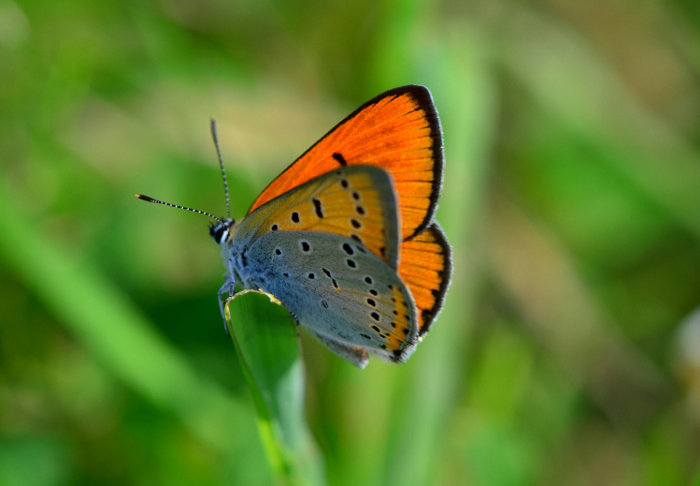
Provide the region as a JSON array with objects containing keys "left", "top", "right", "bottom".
[{"left": 137, "top": 85, "right": 451, "bottom": 368}]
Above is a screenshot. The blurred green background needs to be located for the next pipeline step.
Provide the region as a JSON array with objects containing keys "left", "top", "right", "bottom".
[{"left": 2, "top": 0, "right": 700, "bottom": 484}]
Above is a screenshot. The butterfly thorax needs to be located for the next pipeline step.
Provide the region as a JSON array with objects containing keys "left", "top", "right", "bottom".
[
  {"left": 210, "top": 217, "right": 257, "bottom": 290},
  {"left": 209, "top": 218, "right": 240, "bottom": 275}
]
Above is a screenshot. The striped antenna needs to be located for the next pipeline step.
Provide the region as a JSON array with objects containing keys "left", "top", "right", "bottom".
[
  {"left": 135, "top": 194, "right": 224, "bottom": 224},
  {"left": 210, "top": 118, "right": 230, "bottom": 219}
]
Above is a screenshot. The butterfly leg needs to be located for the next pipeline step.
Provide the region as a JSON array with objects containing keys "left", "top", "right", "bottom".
[
  {"left": 217, "top": 260, "right": 237, "bottom": 337},
  {"left": 227, "top": 259, "right": 236, "bottom": 297},
  {"left": 218, "top": 281, "right": 232, "bottom": 337}
]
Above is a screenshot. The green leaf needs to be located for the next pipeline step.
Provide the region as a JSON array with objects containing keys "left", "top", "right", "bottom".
[{"left": 225, "top": 290, "right": 325, "bottom": 486}]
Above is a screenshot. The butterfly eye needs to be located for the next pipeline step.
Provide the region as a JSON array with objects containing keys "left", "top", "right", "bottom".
[{"left": 209, "top": 222, "right": 230, "bottom": 244}]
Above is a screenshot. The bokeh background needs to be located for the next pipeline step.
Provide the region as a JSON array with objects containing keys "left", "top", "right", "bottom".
[{"left": 2, "top": 0, "right": 700, "bottom": 484}]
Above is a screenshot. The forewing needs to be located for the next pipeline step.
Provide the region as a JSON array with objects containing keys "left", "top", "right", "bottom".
[{"left": 247, "top": 85, "right": 443, "bottom": 240}]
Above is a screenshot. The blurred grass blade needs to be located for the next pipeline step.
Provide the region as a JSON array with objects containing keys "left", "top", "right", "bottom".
[
  {"left": 499, "top": 6, "right": 700, "bottom": 243},
  {"left": 0, "top": 183, "right": 270, "bottom": 485},
  {"left": 226, "top": 290, "right": 325, "bottom": 486},
  {"left": 375, "top": 24, "right": 497, "bottom": 486}
]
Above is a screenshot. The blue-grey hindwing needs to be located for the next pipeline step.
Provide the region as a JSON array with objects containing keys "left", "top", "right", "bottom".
[{"left": 237, "top": 229, "right": 418, "bottom": 362}]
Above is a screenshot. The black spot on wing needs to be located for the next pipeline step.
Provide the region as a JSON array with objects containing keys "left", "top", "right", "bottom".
[
  {"left": 333, "top": 153, "right": 347, "bottom": 166},
  {"left": 312, "top": 198, "right": 324, "bottom": 218}
]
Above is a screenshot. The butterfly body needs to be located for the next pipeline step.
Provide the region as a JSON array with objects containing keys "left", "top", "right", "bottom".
[{"left": 139, "top": 85, "right": 451, "bottom": 368}]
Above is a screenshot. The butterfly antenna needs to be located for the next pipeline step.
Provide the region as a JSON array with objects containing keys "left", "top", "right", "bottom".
[
  {"left": 135, "top": 194, "right": 225, "bottom": 224},
  {"left": 210, "top": 118, "right": 230, "bottom": 219}
]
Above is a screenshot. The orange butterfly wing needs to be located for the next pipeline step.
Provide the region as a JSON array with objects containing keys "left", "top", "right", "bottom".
[
  {"left": 248, "top": 85, "right": 443, "bottom": 241},
  {"left": 398, "top": 222, "right": 451, "bottom": 337}
]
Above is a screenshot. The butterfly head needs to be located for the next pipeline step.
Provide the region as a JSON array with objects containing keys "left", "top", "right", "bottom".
[{"left": 209, "top": 218, "right": 236, "bottom": 245}]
